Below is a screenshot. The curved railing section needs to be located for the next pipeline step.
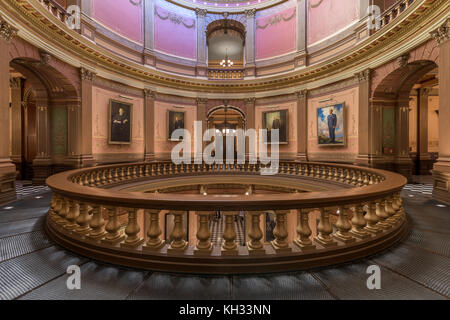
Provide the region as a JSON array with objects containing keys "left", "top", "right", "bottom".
[{"left": 45, "top": 161, "right": 408, "bottom": 274}]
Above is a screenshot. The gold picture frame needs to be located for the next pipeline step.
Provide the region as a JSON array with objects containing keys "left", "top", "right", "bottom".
[{"left": 108, "top": 99, "right": 133, "bottom": 145}]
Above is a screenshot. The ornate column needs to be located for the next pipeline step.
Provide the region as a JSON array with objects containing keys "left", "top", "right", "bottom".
[
  {"left": 195, "top": 8, "right": 208, "bottom": 78},
  {"left": 244, "top": 9, "right": 256, "bottom": 78},
  {"left": 355, "top": 69, "right": 372, "bottom": 167},
  {"left": 417, "top": 88, "right": 432, "bottom": 175},
  {"left": 78, "top": 67, "right": 96, "bottom": 167},
  {"left": 144, "top": 89, "right": 156, "bottom": 162},
  {"left": 295, "top": 0, "right": 307, "bottom": 68},
  {"left": 143, "top": 0, "right": 156, "bottom": 67},
  {"left": 244, "top": 98, "right": 256, "bottom": 159},
  {"left": 0, "top": 16, "right": 18, "bottom": 204},
  {"left": 195, "top": 98, "right": 208, "bottom": 162},
  {"left": 32, "top": 102, "right": 52, "bottom": 184},
  {"left": 395, "top": 104, "right": 413, "bottom": 179},
  {"left": 296, "top": 90, "right": 308, "bottom": 161},
  {"left": 9, "top": 77, "right": 22, "bottom": 177},
  {"left": 432, "top": 19, "right": 450, "bottom": 203}
]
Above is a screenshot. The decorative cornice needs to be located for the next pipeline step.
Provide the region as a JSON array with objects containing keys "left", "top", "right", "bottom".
[
  {"left": 0, "top": 15, "right": 18, "bottom": 42},
  {"left": 9, "top": 77, "right": 21, "bottom": 89},
  {"left": 430, "top": 18, "right": 450, "bottom": 44},
  {"left": 397, "top": 53, "right": 410, "bottom": 68},
  {"left": 355, "top": 69, "right": 371, "bottom": 83},
  {"left": 80, "top": 67, "right": 96, "bottom": 82}
]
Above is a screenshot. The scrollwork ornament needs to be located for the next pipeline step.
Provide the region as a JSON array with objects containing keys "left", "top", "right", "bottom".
[
  {"left": 430, "top": 18, "right": 450, "bottom": 45},
  {"left": 0, "top": 16, "right": 18, "bottom": 42}
]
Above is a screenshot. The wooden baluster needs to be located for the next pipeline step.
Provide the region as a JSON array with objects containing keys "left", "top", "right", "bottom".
[
  {"left": 95, "top": 171, "right": 102, "bottom": 186},
  {"left": 167, "top": 211, "right": 188, "bottom": 253},
  {"left": 350, "top": 204, "right": 371, "bottom": 239},
  {"left": 334, "top": 206, "right": 356, "bottom": 243},
  {"left": 375, "top": 199, "right": 393, "bottom": 229},
  {"left": 271, "top": 210, "right": 292, "bottom": 252},
  {"left": 52, "top": 195, "right": 63, "bottom": 222},
  {"left": 385, "top": 196, "right": 398, "bottom": 224},
  {"left": 103, "top": 206, "right": 125, "bottom": 244},
  {"left": 222, "top": 212, "right": 238, "bottom": 256},
  {"left": 75, "top": 203, "right": 92, "bottom": 235},
  {"left": 194, "top": 212, "right": 213, "bottom": 255},
  {"left": 294, "top": 209, "right": 316, "bottom": 251},
  {"left": 247, "top": 212, "right": 265, "bottom": 255},
  {"left": 364, "top": 202, "right": 382, "bottom": 234},
  {"left": 56, "top": 198, "right": 70, "bottom": 225},
  {"left": 314, "top": 208, "right": 338, "bottom": 247},
  {"left": 89, "top": 173, "right": 96, "bottom": 186},
  {"left": 88, "top": 204, "right": 106, "bottom": 240},
  {"left": 143, "top": 210, "right": 165, "bottom": 251},
  {"left": 107, "top": 169, "right": 113, "bottom": 183},
  {"left": 121, "top": 208, "right": 144, "bottom": 247},
  {"left": 65, "top": 200, "right": 80, "bottom": 230}
]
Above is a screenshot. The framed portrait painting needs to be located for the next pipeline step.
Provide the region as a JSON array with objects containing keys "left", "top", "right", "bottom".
[
  {"left": 108, "top": 99, "right": 132, "bottom": 144},
  {"left": 168, "top": 110, "right": 185, "bottom": 141},
  {"left": 317, "top": 103, "right": 346, "bottom": 147},
  {"left": 262, "top": 109, "right": 288, "bottom": 144}
]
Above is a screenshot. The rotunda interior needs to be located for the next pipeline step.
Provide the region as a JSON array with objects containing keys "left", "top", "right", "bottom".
[{"left": 0, "top": 0, "right": 448, "bottom": 302}]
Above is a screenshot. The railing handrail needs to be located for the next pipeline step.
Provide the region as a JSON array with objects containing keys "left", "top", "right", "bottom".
[{"left": 46, "top": 161, "right": 407, "bottom": 211}]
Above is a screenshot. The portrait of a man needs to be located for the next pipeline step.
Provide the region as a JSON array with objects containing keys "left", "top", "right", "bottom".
[
  {"left": 168, "top": 110, "right": 185, "bottom": 141},
  {"left": 262, "top": 110, "right": 288, "bottom": 144},
  {"left": 317, "top": 103, "right": 345, "bottom": 146},
  {"left": 109, "top": 99, "right": 132, "bottom": 144}
]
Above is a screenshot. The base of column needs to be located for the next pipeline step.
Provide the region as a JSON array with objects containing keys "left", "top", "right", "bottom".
[
  {"left": 415, "top": 154, "right": 434, "bottom": 175},
  {"left": 144, "top": 153, "right": 156, "bottom": 163},
  {"left": 432, "top": 160, "right": 450, "bottom": 204},
  {"left": 244, "top": 64, "right": 256, "bottom": 79},
  {"left": 394, "top": 156, "right": 413, "bottom": 180},
  {"left": 296, "top": 153, "right": 308, "bottom": 162},
  {"left": 32, "top": 158, "right": 53, "bottom": 185},
  {"left": 0, "top": 161, "right": 17, "bottom": 205},
  {"left": 65, "top": 155, "right": 96, "bottom": 168}
]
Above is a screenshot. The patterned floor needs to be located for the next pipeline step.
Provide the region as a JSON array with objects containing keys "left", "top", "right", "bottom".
[
  {"left": 15, "top": 181, "right": 49, "bottom": 200},
  {"left": 403, "top": 184, "right": 434, "bottom": 195},
  {"left": 0, "top": 179, "right": 448, "bottom": 300},
  {"left": 210, "top": 215, "right": 246, "bottom": 246}
]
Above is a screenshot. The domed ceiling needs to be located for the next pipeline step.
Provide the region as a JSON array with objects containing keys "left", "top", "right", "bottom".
[{"left": 168, "top": 0, "right": 284, "bottom": 10}]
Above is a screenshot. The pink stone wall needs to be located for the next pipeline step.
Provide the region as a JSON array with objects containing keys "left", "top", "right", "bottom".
[
  {"left": 91, "top": 0, "right": 143, "bottom": 44},
  {"left": 92, "top": 86, "right": 144, "bottom": 156},
  {"left": 154, "top": 6, "right": 197, "bottom": 59},
  {"left": 255, "top": 6, "right": 297, "bottom": 60},
  {"left": 307, "top": 87, "right": 359, "bottom": 162},
  {"left": 307, "top": 0, "right": 359, "bottom": 45}
]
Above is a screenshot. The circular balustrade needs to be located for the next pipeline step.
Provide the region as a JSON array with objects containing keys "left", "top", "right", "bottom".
[{"left": 45, "top": 161, "right": 408, "bottom": 274}]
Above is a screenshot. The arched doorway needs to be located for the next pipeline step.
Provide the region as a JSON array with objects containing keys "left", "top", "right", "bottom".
[
  {"left": 207, "top": 106, "right": 246, "bottom": 162},
  {"left": 371, "top": 59, "right": 438, "bottom": 179}
]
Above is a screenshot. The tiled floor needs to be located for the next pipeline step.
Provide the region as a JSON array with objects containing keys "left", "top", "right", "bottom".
[{"left": 0, "top": 180, "right": 449, "bottom": 300}]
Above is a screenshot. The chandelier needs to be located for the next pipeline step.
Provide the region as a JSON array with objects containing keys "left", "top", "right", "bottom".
[{"left": 220, "top": 48, "right": 234, "bottom": 68}]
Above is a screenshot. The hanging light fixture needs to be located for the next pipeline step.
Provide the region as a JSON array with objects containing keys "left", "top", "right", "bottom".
[{"left": 220, "top": 48, "right": 234, "bottom": 68}]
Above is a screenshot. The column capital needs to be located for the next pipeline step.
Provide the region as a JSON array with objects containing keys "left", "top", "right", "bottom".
[
  {"left": 39, "top": 50, "right": 52, "bottom": 65},
  {"left": 9, "top": 77, "right": 22, "bottom": 89},
  {"left": 397, "top": 53, "right": 410, "bottom": 68},
  {"left": 296, "top": 89, "right": 308, "bottom": 99},
  {"left": 196, "top": 97, "right": 208, "bottom": 105},
  {"left": 0, "top": 16, "right": 18, "bottom": 42},
  {"left": 195, "top": 8, "right": 208, "bottom": 17},
  {"left": 80, "top": 67, "right": 96, "bottom": 82},
  {"left": 244, "top": 97, "right": 256, "bottom": 105},
  {"left": 430, "top": 18, "right": 450, "bottom": 45},
  {"left": 245, "top": 9, "right": 256, "bottom": 18},
  {"left": 354, "top": 69, "right": 371, "bottom": 83},
  {"left": 143, "top": 89, "right": 156, "bottom": 99}
]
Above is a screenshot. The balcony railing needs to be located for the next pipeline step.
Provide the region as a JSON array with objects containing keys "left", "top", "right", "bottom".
[
  {"left": 208, "top": 69, "right": 245, "bottom": 80},
  {"left": 45, "top": 161, "right": 408, "bottom": 274},
  {"left": 377, "top": 0, "right": 417, "bottom": 31}
]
